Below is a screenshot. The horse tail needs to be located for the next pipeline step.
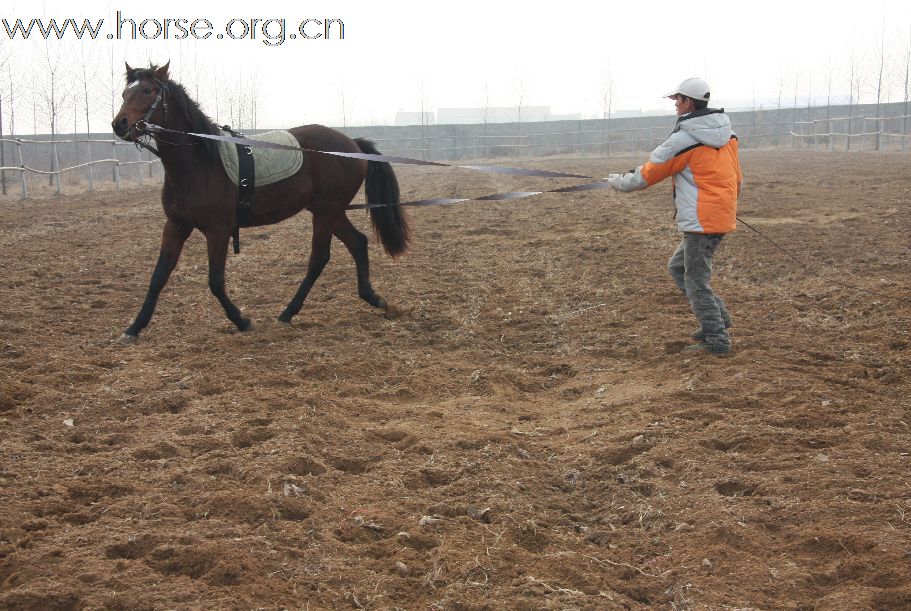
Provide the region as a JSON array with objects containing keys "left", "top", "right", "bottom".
[{"left": 354, "top": 138, "right": 411, "bottom": 258}]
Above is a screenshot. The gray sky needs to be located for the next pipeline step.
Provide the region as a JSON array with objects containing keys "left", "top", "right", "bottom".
[{"left": 3, "top": 0, "right": 911, "bottom": 131}]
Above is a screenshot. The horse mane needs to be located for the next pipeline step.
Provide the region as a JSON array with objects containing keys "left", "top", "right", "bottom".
[{"left": 127, "top": 64, "right": 220, "bottom": 161}]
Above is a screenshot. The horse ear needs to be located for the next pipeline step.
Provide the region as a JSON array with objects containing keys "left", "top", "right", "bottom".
[
  {"left": 124, "top": 61, "right": 133, "bottom": 83},
  {"left": 155, "top": 61, "right": 170, "bottom": 82}
]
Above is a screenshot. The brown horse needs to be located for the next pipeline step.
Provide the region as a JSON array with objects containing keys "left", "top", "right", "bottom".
[{"left": 112, "top": 62, "right": 409, "bottom": 345}]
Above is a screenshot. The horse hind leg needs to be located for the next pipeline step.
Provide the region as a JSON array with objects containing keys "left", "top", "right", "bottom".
[
  {"left": 205, "top": 227, "right": 252, "bottom": 331},
  {"left": 332, "top": 216, "right": 387, "bottom": 310},
  {"left": 278, "top": 216, "right": 333, "bottom": 324}
]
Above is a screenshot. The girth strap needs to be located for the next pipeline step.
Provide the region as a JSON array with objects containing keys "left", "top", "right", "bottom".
[{"left": 222, "top": 125, "right": 255, "bottom": 254}]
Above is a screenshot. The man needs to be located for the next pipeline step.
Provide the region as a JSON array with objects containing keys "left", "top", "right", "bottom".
[{"left": 607, "top": 77, "right": 742, "bottom": 355}]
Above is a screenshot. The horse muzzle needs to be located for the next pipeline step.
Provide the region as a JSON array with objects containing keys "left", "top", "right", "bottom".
[{"left": 112, "top": 116, "right": 133, "bottom": 140}]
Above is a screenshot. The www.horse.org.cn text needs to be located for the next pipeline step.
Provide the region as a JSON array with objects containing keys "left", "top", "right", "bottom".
[{"left": 1, "top": 12, "right": 346, "bottom": 46}]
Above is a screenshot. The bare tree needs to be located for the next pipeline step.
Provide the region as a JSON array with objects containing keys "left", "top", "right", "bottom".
[
  {"left": 599, "top": 68, "right": 616, "bottom": 156},
  {"left": 236, "top": 67, "right": 250, "bottom": 130},
  {"left": 76, "top": 45, "right": 101, "bottom": 190},
  {"left": 226, "top": 91, "right": 236, "bottom": 130},
  {"left": 418, "top": 78, "right": 430, "bottom": 161},
  {"left": 109, "top": 45, "right": 121, "bottom": 181},
  {"left": 823, "top": 55, "right": 834, "bottom": 151},
  {"left": 478, "top": 81, "right": 491, "bottom": 159},
  {"left": 481, "top": 82, "right": 491, "bottom": 127},
  {"left": 791, "top": 69, "right": 800, "bottom": 149},
  {"left": 193, "top": 46, "right": 201, "bottom": 101},
  {"left": 0, "top": 39, "right": 11, "bottom": 194},
  {"left": 31, "top": 66, "right": 41, "bottom": 137},
  {"left": 213, "top": 63, "right": 222, "bottom": 126},
  {"left": 35, "top": 40, "right": 74, "bottom": 187},
  {"left": 845, "top": 33, "right": 862, "bottom": 151},
  {"left": 805, "top": 68, "right": 813, "bottom": 149},
  {"left": 7, "top": 63, "right": 17, "bottom": 137},
  {"left": 775, "top": 67, "right": 786, "bottom": 146},
  {"left": 514, "top": 78, "right": 525, "bottom": 158},
  {"left": 109, "top": 44, "right": 117, "bottom": 120},
  {"left": 873, "top": 17, "right": 887, "bottom": 149},
  {"left": 904, "top": 25, "right": 910, "bottom": 152},
  {"left": 338, "top": 79, "right": 350, "bottom": 129},
  {"left": 250, "top": 71, "right": 261, "bottom": 130}
]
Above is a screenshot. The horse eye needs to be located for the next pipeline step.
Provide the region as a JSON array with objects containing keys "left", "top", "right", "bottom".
[{"left": 144, "top": 88, "right": 153, "bottom": 95}]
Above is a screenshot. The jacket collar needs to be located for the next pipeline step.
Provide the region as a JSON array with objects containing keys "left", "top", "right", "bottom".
[{"left": 673, "top": 107, "right": 725, "bottom": 132}]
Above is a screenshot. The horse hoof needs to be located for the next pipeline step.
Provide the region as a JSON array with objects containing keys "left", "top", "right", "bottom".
[
  {"left": 383, "top": 304, "right": 401, "bottom": 319},
  {"left": 117, "top": 333, "right": 138, "bottom": 346},
  {"left": 364, "top": 294, "right": 388, "bottom": 310},
  {"left": 238, "top": 318, "right": 253, "bottom": 332}
]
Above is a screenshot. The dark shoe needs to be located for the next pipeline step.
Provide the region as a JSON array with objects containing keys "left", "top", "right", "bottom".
[
  {"left": 682, "top": 341, "right": 730, "bottom": 356},
  {"left": 691, "top": 324, "right": 732, "bottom": 341}
]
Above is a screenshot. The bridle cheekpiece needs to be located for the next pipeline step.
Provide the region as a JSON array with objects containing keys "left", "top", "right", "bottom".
[{"left": 131, "top": 79, "right": 173, "bottom": 157}]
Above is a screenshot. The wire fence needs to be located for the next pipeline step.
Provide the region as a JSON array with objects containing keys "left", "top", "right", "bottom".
[
  {"left": 787, "top": 114, "right": 911, "bottom": 151},
  {"left": 353, "top": 101, "right": 911, "bottom": 161},
  {"left": 1, "top": 101, "right": 908, "bottom": 200},
  {"left": 0, "top": 136, "right": 161, "bottom": 199}
]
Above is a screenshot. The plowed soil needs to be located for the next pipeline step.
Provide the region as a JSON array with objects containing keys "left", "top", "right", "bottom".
[{"left": 1, "top": 151, "right": 909, "bottom": 610}]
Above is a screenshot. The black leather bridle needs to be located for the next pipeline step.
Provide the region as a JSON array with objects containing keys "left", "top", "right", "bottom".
[
  {"left": 142, "top": 80, "right": 168, "bottom": 123},
  {"left": 130, "top": 79, "right": 195, "bottom": 157}
]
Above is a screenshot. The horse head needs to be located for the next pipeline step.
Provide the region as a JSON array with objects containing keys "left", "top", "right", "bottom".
[{"left": 112, "top": 61, "right": 170, "bottom": 140}]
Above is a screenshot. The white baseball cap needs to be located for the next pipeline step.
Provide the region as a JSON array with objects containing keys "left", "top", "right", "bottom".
[{"left": 665, "top": 77, "right": 711, "bottom": 101}]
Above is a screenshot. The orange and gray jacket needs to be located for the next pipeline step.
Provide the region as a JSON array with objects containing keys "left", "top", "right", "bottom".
[{"left": 613, "top": 109, "right": 742, "bottom": 234}]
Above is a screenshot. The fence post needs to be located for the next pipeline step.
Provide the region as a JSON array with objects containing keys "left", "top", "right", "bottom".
[
  {"left": 876, "top": 115, "right": 882, "bottom": 151},
  {"left": 606, "top": 116, "right": 611, "bottom": 156},
  {"left": 579, "top": 119, "right": 585, "bottom": 158},
  {"left": 846, "top": 114, "right": 852, "bottom": 151},
  {"left": 17, "top": 139, "right": 27, "bottom": 200},
  {"left": 903, "top": 107, "right": 908, "bottom": 153},
  {"left": 791, "top": 107, "right": 796, "bottom": 149},
  {"left": 845, "top": 116, "right": 851, "bottom": 152},
  {"left": 1, "top": 137, "right": 5, "bottom": 196},
  {"left": 113, "top": 142, "right": 120, "bottom": 189},
  {"left": 138, "top": 148, "right": 144, "bottom": 185},
  {"left": 514, "top": 122, "right": 521, "bottom": 159},
  {"left": 52, "top": 141, "right": 61, "bottom": 195},
  {"left": 86, "top": 138, "right": 94, "bottom": 192}
]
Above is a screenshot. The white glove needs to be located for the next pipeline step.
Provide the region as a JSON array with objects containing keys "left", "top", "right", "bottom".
[{"left": 605, "top": 173, "right": 622, "bottom": 191}]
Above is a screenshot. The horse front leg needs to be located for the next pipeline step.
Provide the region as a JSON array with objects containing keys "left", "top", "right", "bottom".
[
  {"left": 204, "top": 227, "right": 252, "bottom": 332},
  {"left": 119, "top": 219, "right": 192, "bottom": 345}
]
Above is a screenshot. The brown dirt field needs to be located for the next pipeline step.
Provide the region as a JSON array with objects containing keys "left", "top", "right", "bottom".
[{"left": 0, "top": 150, "right": 909, "bottom": 610}]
